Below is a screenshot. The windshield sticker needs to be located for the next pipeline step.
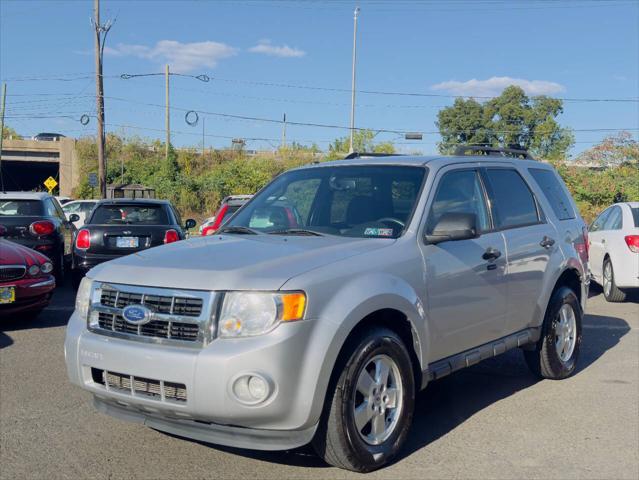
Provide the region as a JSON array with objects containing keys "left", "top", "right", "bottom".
[{"left": 364, "top": 227, "right": 394, "bottom": 237}]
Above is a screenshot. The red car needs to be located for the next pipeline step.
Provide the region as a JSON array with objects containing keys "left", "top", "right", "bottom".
[{"left": 0, "top": 231, "right": 56, "bottom": 318}]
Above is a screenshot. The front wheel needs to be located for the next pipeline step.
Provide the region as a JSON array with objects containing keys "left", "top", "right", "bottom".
[
  {"left": 524, "top": 286, "right": 582, "bottom": 379},
  {"left": 312, "top": 327, "right": 415, "bottom": 472}
]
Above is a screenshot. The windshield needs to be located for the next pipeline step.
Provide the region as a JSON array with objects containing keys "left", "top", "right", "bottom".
[
  {"left": 0, "top": 200, "right": 44, "bottom": 216},
  {"left": 90, "top": 204, "right": 169, "bottom": 225},
  {"left": 227, "top": 165, "right": 427, "bottom": 238}
]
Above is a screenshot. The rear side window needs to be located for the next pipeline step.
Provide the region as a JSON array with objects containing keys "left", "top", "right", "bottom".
[
  {"left": 483, "top": 169, "right": 540, "bottom": 229},
  {"left": 90, "top": 204, "right": 169, "bottom": 225},
  {"left": 528, "top": 168, "right": 575, "bottom": 220},
  {"left": 632, "top": 207, "right": 639, "bottom": 228}
]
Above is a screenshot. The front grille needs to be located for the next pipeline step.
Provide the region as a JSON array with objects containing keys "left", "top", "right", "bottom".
[
  {"left": 97, "top": 311, "right": 199, "bottom": 341},
  {"left": 92, "top": 368, "right": 187, "bottom": 403},
  {"left": 0, "top": 266, "right": 26, "bottom": 282},
  {"left": 100, "top": 289, "right": 203, "bottom": 317}
]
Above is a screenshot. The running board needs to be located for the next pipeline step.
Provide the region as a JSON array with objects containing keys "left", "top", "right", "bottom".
[{"left": 422, "top": 327, "right": 541, "bottom": 388}]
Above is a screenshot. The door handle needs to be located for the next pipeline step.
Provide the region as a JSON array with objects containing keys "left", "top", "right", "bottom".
[
  {"left": 482, "top": 247, "right": 502, "bottom": 261},
  {"left": 540, "top": 236, "right": 555, "bottom": 249}
]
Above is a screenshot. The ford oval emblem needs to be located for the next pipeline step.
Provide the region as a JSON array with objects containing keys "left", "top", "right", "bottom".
[{"left": 122, "top": 305, "right": 151, "bottom": 325}]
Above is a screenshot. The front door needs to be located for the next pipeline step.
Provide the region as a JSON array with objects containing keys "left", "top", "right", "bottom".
[
  {"left": 588, "top": 207, "right": 613, "bottom": 282},
  {"left": 420, "top": 168, "right": 508, "bottom": 361}
]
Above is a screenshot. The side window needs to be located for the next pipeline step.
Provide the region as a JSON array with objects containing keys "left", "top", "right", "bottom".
[
  {"left": 590, "top": 208, "right": 611, "bottom": 232},
  {"left": 484, "top": 169, "right": 540, "bottom": 229},
  {"left": 52, "top": 199, "right": 67, "bottom": 220},
  {"left": 80, "top": 203, "right": 95, "bottom": 215},
  {"left": 44, "top": 199, "right": 60, "bottom": 218},
  {"left": 427, "top": 170, "right": 490, "bottom": 234},
  {"left": 603, "top": 206, "right": 622, "bottom": 230},
  {"left": 528, "top": 168, "right": 575, "bottom": 220}
]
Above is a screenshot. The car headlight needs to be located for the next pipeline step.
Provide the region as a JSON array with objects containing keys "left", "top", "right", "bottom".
[
  {"left": 75, "top": 277, "right": 93, "bottom": 321},
  {"left": 218, "top": 291, "right": 306, "bottom": 338},
  {"left": 28, "top": 264, "right": 41, "bottom": 276},
  {"left": 40, "top": 262, "right": 53, "bottom": 274}
]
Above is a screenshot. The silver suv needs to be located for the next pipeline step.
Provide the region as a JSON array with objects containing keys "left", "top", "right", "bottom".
[{"left": 65, "top": 150, "right": 589, "bottom": 472}]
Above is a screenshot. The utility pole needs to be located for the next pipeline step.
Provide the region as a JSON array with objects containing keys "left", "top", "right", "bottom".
[
  {"left": 93, "top": 0, "right": 112, "bottom": 199},
  {"left": 349, "top": 6, "right": 360, "bottom": 154},
  {"left": 281, "top": 113, "right": 287, "bottom": 149},
  {"left": 202, "top": 116, "right": 205, "bottom": 158},
  {"left": 0, "top": 83, "right": 6, "bottom": 191},
  {"left": 165, "top": 64, "right": 170, "bottom": 161}
]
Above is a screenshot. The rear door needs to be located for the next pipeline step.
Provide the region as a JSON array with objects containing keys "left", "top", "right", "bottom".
[
  {"left": 419, "top": 166, "right": 508, "bottom": 360},
  {"left": 588, "top": 207, "right": 612, "bottom": 281},
  {"left": 481, "top": 166, "right": 559, "bottom": 335}
]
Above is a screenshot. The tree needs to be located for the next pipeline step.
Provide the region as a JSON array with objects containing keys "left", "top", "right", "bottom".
[
  {"left": 573, "top": 131, "right": 639, "bottom": 167},
  {"left": 436, "top": 85, "right": 573, "bottom": 159},
  {"left": 327, "top": 129, "right": 395, "bottom": 159},
  {"left": 2, "top": 124, "right": 19, "bottom": 139}
]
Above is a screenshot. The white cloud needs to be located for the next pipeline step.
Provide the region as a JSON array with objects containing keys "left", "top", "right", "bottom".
[
  {"left": 249, "top": 40, "right": 305, "bottom": 58},
  {"left": 105, "top": 40, "right": 238, "bottom": 73},
  {"left": 431, "top": 76, "right": 565, "bottom": 97}
]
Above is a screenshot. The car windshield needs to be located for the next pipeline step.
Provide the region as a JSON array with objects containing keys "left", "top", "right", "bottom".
[
  {"left": 227, "top": 165, "right": 427, "bottom": 238},
  {"left": 0, "top": 200, "right": 44, "bottom": 216},
  {"left": 90, "top": 204, "right": 169, "bottom": 225}
]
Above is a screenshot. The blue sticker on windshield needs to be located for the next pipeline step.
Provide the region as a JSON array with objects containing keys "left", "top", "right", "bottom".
[{"left": 364, "top": 227, "right": 394, "bottom": 237}]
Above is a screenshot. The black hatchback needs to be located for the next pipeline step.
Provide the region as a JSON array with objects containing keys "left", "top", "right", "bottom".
[{"left": 71, "top": 199, "right": 195, "bottom": 287}]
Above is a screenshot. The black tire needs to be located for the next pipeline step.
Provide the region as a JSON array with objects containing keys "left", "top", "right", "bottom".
[
  {"left": 312, "top": 327, "right": 415, "bottom": 472},
  {"left": 54, "top": 250, "right": 65, "bottom": 285},
  {"left": 602, "top": 258, "right": 627, "bottom": 303},
  {"left": 524, "top": 286, "right": 582, "bottom": 380}
]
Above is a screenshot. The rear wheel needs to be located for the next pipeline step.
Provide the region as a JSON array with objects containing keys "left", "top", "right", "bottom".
[
  {"left": 312, "top": 327, "right": 415, "bottom": 472},
  {"left": 602, "top": 258, "right": 627, "bottom": 302},
  {"left": 524, "top": 286, "right": 582, "bottom": 379}
]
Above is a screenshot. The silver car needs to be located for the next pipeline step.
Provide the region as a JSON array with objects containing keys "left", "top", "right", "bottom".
[
  {"left": 588, "top": 201, "right": 639, "bottom": 302},
  {"left": 65, "top": 150, "right": 589, "bottom": 472}
]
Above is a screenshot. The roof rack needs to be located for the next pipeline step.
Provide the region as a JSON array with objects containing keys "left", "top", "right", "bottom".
[
  {"left": 454, "top": 146, "right": 535, "bottom": 160},
  {"left": 343, "top": 152, "right": 404, "bottom": 160}
]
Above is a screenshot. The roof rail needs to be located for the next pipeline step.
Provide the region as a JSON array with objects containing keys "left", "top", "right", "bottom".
[
  {"left": 343, "top": 152, "right": 404, "bottom": 160},
  {"left": 454, "top": 145, "right": 535, "bottom": 160}
]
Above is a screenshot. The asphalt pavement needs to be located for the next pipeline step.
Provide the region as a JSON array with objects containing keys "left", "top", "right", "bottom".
[{"left": 1, "top": 281, "right": 637, "bottom": 480}]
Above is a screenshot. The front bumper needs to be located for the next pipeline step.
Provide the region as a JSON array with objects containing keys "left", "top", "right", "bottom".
[
  {"left": 0, "top": 276, "right": 55, "bottom": 316},
  {"left": 65, "top": 310, "right": 325, "bottom": 450}
]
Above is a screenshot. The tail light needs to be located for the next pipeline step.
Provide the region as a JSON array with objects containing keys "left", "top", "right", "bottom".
[
  {"left": 211, "top": 204, "right": 229, "bottom": 231},
  {"left": 29, "top": 221, "right": 55, "bottom": 236},
  {"left": 625, "top": 235, "right": 639, "bottom": 253},
  {"left": 76, "top": 229, "right": 91, "bottom": 249},
  {"left": 164, "top": 229, "right": 179, "bottom": 244},
  {"left": 202, "top": 225, "right": 216, "bottom": 236}
]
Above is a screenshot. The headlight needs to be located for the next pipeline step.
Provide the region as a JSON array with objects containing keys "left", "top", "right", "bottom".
[
  {"left": 218, "top": 291, "right": 306, "bottom": 338},
  {"left": 28, "top": 264, "right": 41, "bottom": 276},
  {"left": 75, "top": 277, "right": 93, "bottom": 321},
  {"left": 40, "top": 262, "right": 53, "bottom": 274}
]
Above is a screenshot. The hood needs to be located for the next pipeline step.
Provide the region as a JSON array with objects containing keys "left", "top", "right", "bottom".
[
  {"left": 89, "top": 234, "right": 395, "bottom": 291},
  {"left": 0, "top": 238, "right": 50, "bottom": 266}
]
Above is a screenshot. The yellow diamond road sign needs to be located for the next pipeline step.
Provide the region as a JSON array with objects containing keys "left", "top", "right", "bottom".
[{"left": 43, "top": 176, "right": 58, "bottom": 192}]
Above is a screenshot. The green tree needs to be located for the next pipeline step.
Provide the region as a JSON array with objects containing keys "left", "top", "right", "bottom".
[
  {"left": 436, "top": 85, "right": 573, "bottom": 159},
  {"left": 327, "top": 129, "right": 396, "bottom": 159},
  {"left": 2, "top": 124, "right": 19, "bottom": 139},
  {"left": 574, "top": 131, "right": 639, "bottom": 167}
]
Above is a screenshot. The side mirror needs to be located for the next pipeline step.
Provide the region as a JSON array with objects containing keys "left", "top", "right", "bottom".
[
  {"left": 68, "top": 214, "right": 80, "bottom": 223},
  {"left": 424, "top": 212, "right": 478, "bottom": 245},
  {"left": 184, "top": 218, "right": 197, "bottom": 230}
]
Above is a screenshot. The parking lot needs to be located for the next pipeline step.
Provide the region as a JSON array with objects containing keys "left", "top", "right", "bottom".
[{"left": 1, "top": 282, "right": 637, "bottom": 480}]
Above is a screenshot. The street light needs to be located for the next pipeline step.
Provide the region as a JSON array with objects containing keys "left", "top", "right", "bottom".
[{"left": 349, "top": 6, "right": 360, "bottom": 154}]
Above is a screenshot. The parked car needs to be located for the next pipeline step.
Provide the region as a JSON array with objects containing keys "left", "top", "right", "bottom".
[
  {"left": 62, "top": 199, "right": 98, "bottom": 228},
  {"left": 0, "top": 229, "right": 55, "bottom": 318},
  {"left": 65, "top": 149, "right": 589, "bottom": 472},
  {"left": 587, "top": 201, "right": 639, "bottom": 302},
  {"left": 33, "top": 132, "right": 65, "bottom": 141},
  {"left": 201, "top": 195, "right": 252, "bottom": 235},
  {"left": 0, "top": 192, "right": 77, "bottom": 283},
  {"left": 71, "top": 199, "right": 196, "bottom": 287},
  {"left": 55, "top": 196, "right": 73, "bottom": 205}
]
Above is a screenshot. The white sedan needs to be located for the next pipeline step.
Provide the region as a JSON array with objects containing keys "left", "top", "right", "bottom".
[
  {"left": 62, "top": 199, "right": 98, "bottom": 228},
  {"left": 588, "top": 202, "right": 639, "bottom": 302}
]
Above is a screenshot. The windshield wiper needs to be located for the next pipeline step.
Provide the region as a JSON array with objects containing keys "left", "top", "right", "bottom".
[
  {"left": 217, "top": 225, "right": 260, "bottom": 235},
  {"left": 268, "top": 228, "right": 324, "bottom": 236}
]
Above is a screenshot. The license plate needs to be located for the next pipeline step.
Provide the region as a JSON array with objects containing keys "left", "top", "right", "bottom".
[
  {"left": 116, "top": 237, "right": 138, "bottom": 248},
  {"left": 0, "top": 286, "right": 16, "bottom": 304}
]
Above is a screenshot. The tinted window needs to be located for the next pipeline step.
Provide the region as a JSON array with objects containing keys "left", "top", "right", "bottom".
[
  {"left": 228, "top": 165, "right": 426, "bottom": 238},
  {"left": 90, "top": 204, "right": 169, "bottom": 225},
  {"left": 603, "top": 206, "right": 622, "bottom": 230},
  {"left": 529, "top": 168, "right": 575, "bottom": 220},
  {"left": 0, "top": 200, "right": 44, "bottom": 216},
  {"left": 427, "top": 170, "right": 490, "bottom": 234},
  {"left": 632, "top": 207, "right": 639, "bottom": 228},
  {"left": 590, "top": 208, "right": 611, "bottom": 232},
  {"left": 484, "top": 169, "right": 539, "bottom": 229}
]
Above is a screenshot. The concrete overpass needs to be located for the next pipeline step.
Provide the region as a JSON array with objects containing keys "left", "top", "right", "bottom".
[{"left": 0, "top": 137, "right": 79, "bottom": 196}]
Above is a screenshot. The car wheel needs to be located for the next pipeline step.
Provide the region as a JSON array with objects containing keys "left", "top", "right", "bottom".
[
  {"left": 524, "top": 286, "right": 582, "bottom": 380},
  {"left": 312, "top": 327, "right": 415, "bottom": 472},
  {"left": 602, "top": 258, "right": 627, "bottom": 302},
  {"left": 54, "top": 251, "right": 65, "bottom": 285}
]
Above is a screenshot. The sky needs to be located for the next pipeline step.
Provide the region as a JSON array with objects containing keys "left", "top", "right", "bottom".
[{"left": 1, "top": 0, "right": 638, "bottom": 156}]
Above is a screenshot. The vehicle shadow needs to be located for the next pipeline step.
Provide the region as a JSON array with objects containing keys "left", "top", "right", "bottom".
[{"left": 160, "top": 311, "right": 631, "bottom": 470}]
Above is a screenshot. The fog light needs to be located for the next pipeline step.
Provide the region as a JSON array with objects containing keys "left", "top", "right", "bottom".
[{"left": 231, "top": 374, "right": 271, "bottom": 405}]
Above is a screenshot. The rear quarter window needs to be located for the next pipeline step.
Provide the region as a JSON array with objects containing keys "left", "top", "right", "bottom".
[
  {"left": 528, "top": 168, "right": 575, "bottom": 221},
  {"left": 631, "top": 207, "right": 639, "bottom": 228}
]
